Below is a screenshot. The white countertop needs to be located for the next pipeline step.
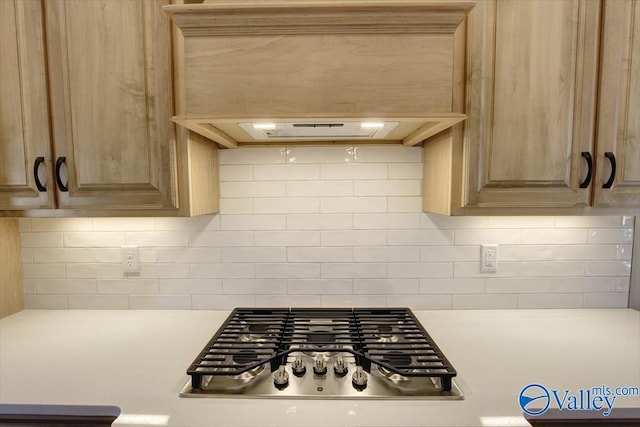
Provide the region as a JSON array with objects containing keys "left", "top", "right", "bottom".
[{"left": 1, "top": 309, "right": 639, "bottom": 427}]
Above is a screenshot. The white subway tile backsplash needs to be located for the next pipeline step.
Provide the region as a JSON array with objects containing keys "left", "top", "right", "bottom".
[
  {"left": 353, "top": 279, "right": 418, "bottom": 294},
  {"left": 321, "top": 263, "right": 386, "bottom": 279},
  {"left": 287, "top": 247, "right": 352, "bottom": 263},
  {"left": 586, "top": 261, "right": 632, "bottom": 276},
  {"left": 219, "top": 165, "right": 254, "bottom": 181},
  {"left": 582, "top": 293, "right": 628, "bottom": 308},
  {"left": 129, "top": 295, "right": 192, "bottom": 310},
  {"left": 320, "top": 163, "right": 387, "bottom": 180},
  {"left": 387, "top": 197, "right": 421, "bottom": 213},
  {"left": 452, "top": 294, "right": 518, "bottom": 309},
  {"left": 92, "top": 218, "right": 155, "bottom": 231},
  {"left": 518, "top": 261, "right": 585, "bottom": 277},
  {"left": 388, "top": 229, "right": 454, "bottom": 246},
  {"left": 223, "top": 279, "right": 287, "bottom": 295},
  {"left": 500, "top": 245, "right": 553, "bottom": 261},
  {"left": 157, "top": 247, "right": 221, "bottom": 263},
  {"left": 219, "top": 147, "right": 285, "bottom": 164},
  {"left": 255, "top": 231, "right": 320, "bottom": 247},
  {"left": 354, "top": 146, "right": 421, "bottom": 163},
  {"left": 254, "top": 164, "right": 320, "bottom": 181},
  {"left": 320, "top": 294, "right": 387, "bottom": 307},
  {"left": 287, "top": 279, "right": 353, "bottom": 295},
  {"left": 354, "top": 246, "right": 419, "bottom": 263},
  {"left": 320, "top": 197, "right": 387, "bottom": 213},
  {"left": 386, "top": 294, "right": 452, "bottom": 309},
  {"left": 550, "top": 277, "right": 617, "bottom": 293},
  {"left": 34, "top": 248, "right": 93, "bottom": 263},
  {"left": 159, "top": 279, "right": 222, "bottom": 295},
  {"left": 126, "top": 231, "right": 189, "bottom": 247},
  {"left": 522, "top": 229, "right": 587, "bottom": 245},
  {"left": 67, "top": 295, "right": 129, "bottom": 309},
  {"left": 97, "top": 279, "right": 158, "bottom": 294},
  {"left": 485, "top": 278, "right": 551, "bottom": 294},
  {"left": 254, "top": 198, "right": 320, "bottom": 214},
  {"left": 25, "top": 294, "right": 68, "bottom": 309},
  {"left": 65, "top": 264, "right": 124, "bottom": 279},
  {"left": 486, "top": 216, "right": 555, "bottom": 229},
  {"left": 287, "top": 180, "right": 353, "bottom": 197},
  {"left": 221, "top": 247, "right": 286, "bottom": 263},
  {"left": 36, "top": 279, "right": 97, "bottom": 294},
  {"left": 64, "top": 232, "right": 124, "bottom": 248},
  {"left": 286, "top": 146, "right": 353, "bottom": 163},
  {"left": 354, "top": 213, "right": 421, "bottom": 229},
  {"left": 287, "top": 214, "right": 353, "bottom": 230},
  {"left": 191, "top": 263, "right": 254, "bottom": 279},
  {"left": 419, "top": 278, "right": 485, "bottom": 294},
  {"left": 20, "top": 232, "right": 63, "bottom": 248},
  {"left": 388, "top": 163, "right": 422, "bottom": 179},
  {"left": 321, "top": 230, "right": 386, "bottom": 246},
  {"left": 454, "top": 229, "right": 521, "bottom": 245},
  {"left": 220, "top": 198, "right": 255, "bottom": 214},
  {"left": 255, "top": 263, "right": 320, "bottom": 279},
  {"left": 190, "top": 231, "right": 254, "bottom": 247},
  {"left": 16, "top": 146, "right": 633, "bottom": 310},
  {"left": 354, "top": 180, "right": 421, "bottom": 197},
  {"left": 552, "top": 245, "right": 618, "bottom": 260},
  {"left": 222, "top": 214, "right": 287, "bottom": 231},
  {"left": 220, "top": 181, "right": 286, "bottom": 198},
  {"left": 23, "top": 264, "right": 66, "bottom": 279},
  {"left": 420, "top": 246, "right": 478, "bottom": 262},
  {"left": 192, "top": 294, "right": 255, "bottom": 310},
  {"left": 257, "top": 295, "right": 323, "bottom": 307},
  {"left": 155, "top": 215, "right": 220, "bottom": 231},
  {"left": 388, "top": 262, "right": 453, "bottom": 279},
  {"left": 589, "top": 228, "right": 634, "bottom": 244},
  {"left": 31, "top": 218, "right": 93, "bottom": 232}
]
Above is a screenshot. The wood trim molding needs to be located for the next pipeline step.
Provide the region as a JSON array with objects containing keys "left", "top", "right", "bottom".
[{"left": 164, "top": 1, "right": 475, "bottom": 36}]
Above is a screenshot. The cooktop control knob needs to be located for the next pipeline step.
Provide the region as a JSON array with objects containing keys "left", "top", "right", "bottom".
[
  {"left": 313, "top": 356, "right": 327, "bottom": 375},
  {"left": 273, "top": 366, "right": 289, "bottom": 389},
  {"left": 352, "top": 366, "right": 368, "bottom": 390},
  {"left": 292, "top": 356, "right": 306, "bottom": 376},
  {"left": 333, "top": 356, "right": 348, "bottom": 376}
]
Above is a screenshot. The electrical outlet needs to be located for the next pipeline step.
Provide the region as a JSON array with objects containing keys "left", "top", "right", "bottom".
[
  {"left": 122, "top": 246, "right": 140, "bottom": 274},
  {"left": 481, "top": 244, "right": 498, "bottom": 273}
]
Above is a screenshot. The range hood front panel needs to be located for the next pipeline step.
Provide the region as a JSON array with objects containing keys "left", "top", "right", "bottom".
[
  {"left": 166, "top": 1, "right": 474, "bottom": 147},
  {"left": 184, "top": 33, "right": 454, "bottom": 118}
]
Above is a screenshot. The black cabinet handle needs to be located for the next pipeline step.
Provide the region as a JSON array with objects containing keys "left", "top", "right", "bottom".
[
  {"left": 579, "top": 152, "right": 593, "bottom": 188},
  {"left": 33, "top": 156, "right": 46, "bottom": 192},
  {"left": 603, "top": 152, "right": 616, "bottom": 189},
  {"left": 55, "top": 156, "right": 68, "bottom": 192}
]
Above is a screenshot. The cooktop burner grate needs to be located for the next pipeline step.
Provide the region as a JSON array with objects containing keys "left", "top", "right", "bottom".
[{"left": 186, "top": 307, "right": 458, "bottom": 393}]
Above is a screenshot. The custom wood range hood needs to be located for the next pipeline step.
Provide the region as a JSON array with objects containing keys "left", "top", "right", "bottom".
[{"left": 165, "top": 0, "right": 475, "bottom": 148}]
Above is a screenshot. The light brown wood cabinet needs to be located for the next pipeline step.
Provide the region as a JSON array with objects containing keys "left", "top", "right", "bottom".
[
  {"left": 424, "top": 0, "right": 640, "bottom": 215},
  {"left": 0, "top": 0, "right": 54, "bottom": 210},
  {"left": 0, "top": 0, "right": 218, "bottom": 216}
]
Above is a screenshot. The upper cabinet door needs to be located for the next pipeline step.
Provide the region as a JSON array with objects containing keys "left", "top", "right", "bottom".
[
  {"left": 463, "top": 0, "right": 601, "bottom": 209},
  {"left": 45, "top": 0, "right": 177, "bottom": 210},
  {"left": 0, "top": 0, "right": 54, "bottom": 210},
  {"left": 594, "top": 0, "right": 640, "bottom": 208}
]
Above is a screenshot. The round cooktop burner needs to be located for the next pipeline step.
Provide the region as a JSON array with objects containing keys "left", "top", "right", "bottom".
[
  {"left": 307, "top": 333, "right": 336, "bottom": 343},
  {"left": 380, "top": 352, "right": 412, "bottom": 367},
  {"left": 248, "top": 323, "right": 269, "bottom": 333},
  {"left": 232, "top": 350, "right": 261, "bottom": 365}
]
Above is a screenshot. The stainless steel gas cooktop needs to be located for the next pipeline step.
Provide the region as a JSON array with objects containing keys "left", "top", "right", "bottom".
[{"left": 180, "top": 308, "right": 463, "bottom": 399}]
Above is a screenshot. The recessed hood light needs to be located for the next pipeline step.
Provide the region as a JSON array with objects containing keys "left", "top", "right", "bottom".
[{"left": 239, "top": 121, "right": 400, "bottom": 141}]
